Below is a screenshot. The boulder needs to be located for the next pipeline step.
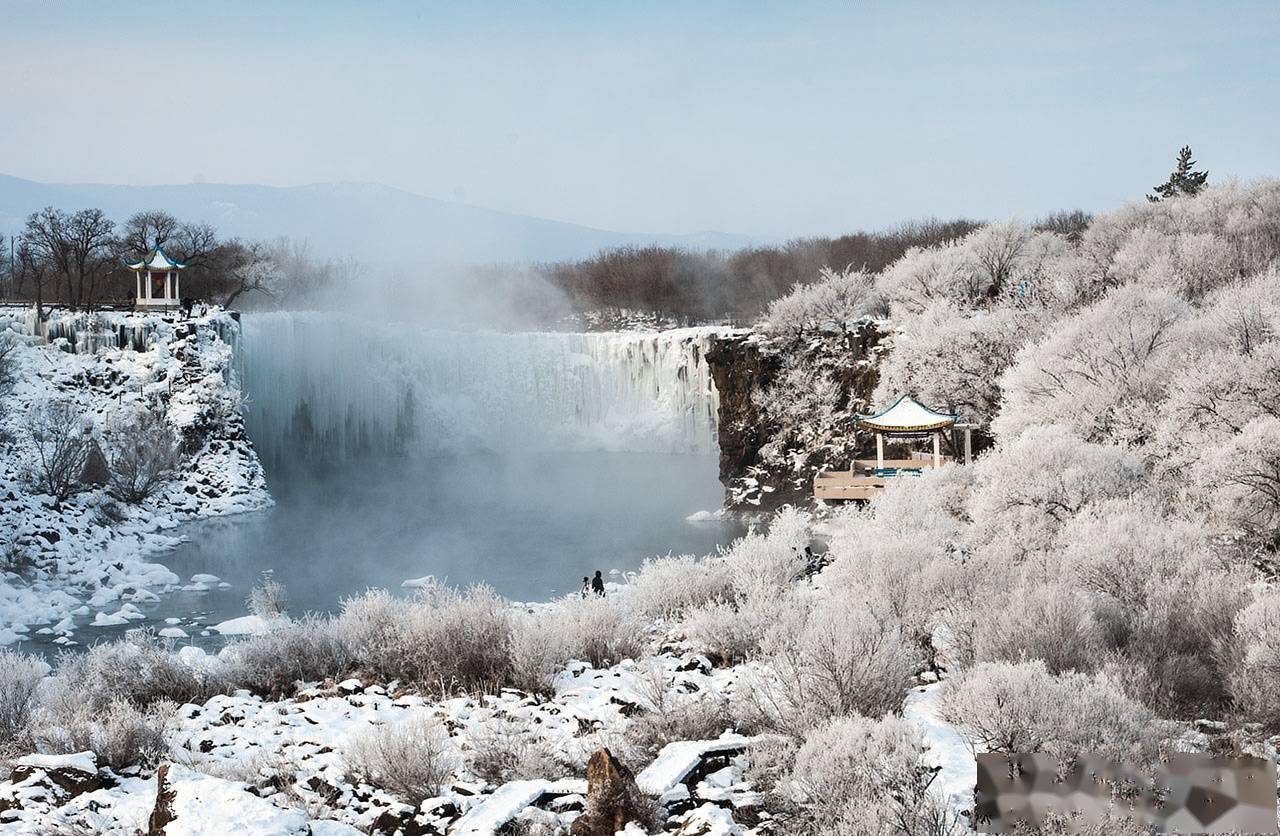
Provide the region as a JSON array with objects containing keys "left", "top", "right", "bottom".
[
  {"left": 147, "top": 762, "right": 177, "bottom": 836},
  {"left": 10, "top": 751, "right": 102, "bottom": 799},
  {"left": 570, "top": 748, "right": 653, "bottom": 836}
]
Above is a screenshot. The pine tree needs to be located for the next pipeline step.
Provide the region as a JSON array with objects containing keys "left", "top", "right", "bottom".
[{"left": 1148, "top": 145, "right": 1209, "bottom": 202}]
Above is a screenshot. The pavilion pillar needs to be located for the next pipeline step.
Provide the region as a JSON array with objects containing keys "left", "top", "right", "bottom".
[
  {"left": 964, "top": 427, "right": 972, "bottom": 464},
  {"left": 876, "top": 432, "right": 884, "bottom": 470},
  {"left": 932, "top": 431, "right": 941, "bottom": 467}
]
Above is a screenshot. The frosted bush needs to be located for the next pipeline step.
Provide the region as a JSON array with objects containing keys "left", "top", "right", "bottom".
[
  {"left": 762, "top": 267, "right": 880, "bottom": 338},
  {"left": 0, "top": 649, "right": 47, "bottom": 753},
  {"left": 346, "top": 715, "right": 456, "bottom": 806},
  {"left": 466, "top": 718, "right": 574, "bottom": 784},
  {"left": 228, "top": 614, "right": 354, "bottom": 696},
  {"left": 626, "top": 553, "right": 733, "bottom": 621},
  {"left": 246, "top": 575, "right": 288, "bottom": 618},
  {"left": 1227, "top": 593, "right": 1280, "bottom": 731},
  {"left": 24, "top": 399, "right": 92, "bottom": 502},
  {"left": 49, "top": 631, "right": 221, "bottom": 711},
  {"left": 972, "top": 582, "right": 1100, "bottom": 675},
  {"left": 786, "top": 714, "right": 961, "bottom": 836},
  {"left": 940, "top": 660, "right": 1168, "bottom": 765},
  {"left": 682, "top": 580, "right": 792, "bottom": 663},
  {"left": 33, "top": 697, "right": 176, "bottom": 771},
  {"left": 753, "top": 597, "right": 922, "bottom": 735},
  {"left": 338, "top": 583, "right": 513, "bottom": 691},
  {"left": 508, "top": 594, "right": 645, "bottom": 694}
]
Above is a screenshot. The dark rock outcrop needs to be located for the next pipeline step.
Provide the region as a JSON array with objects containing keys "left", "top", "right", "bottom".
[
  {"left": 707, "top": 325, "right": 883, "bottom": 513},
  {"left": 146, "top": 763, "right": 177, "bottom": 836},
  {"left": 570, "top": 747, "right": 654, "bottom": 836}
]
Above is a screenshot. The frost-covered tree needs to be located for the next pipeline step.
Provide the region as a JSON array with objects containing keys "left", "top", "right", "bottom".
[
  {"left": 1227, "top": 592, "right": 1280, "bottom": 731},
  {"left": 968, "top": 425, "right": 1144, "bottom": 565},
  {"left": 1148, "top": 145, "right": 1209, "bottom": 202},
  {"left": 995, "top": 285, "right": 1191, "bottom": 444},
  {"left": 874, "top": 301, "right": 1041, "bottom": 428},
  {"left": 102, "top": 406, "right": 181, "bottom": 503},
  {"left": 24, "top": 399, "right": 92, "bottom": 502},
  {"left": 1210, "top": 416, "right": 1280, "bottom": 542}
]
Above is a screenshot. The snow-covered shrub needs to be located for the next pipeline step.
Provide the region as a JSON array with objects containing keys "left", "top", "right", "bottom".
[
  {"left": 227, "top": 615, "right": 354, "bottom": 696},
  {"left": 1010, "top": 811, "right": 1151, "bottom": 836},
  {"left": 466, "top": 717, "right": 575, "bottom": 784},
  {"left": 508, "top": 595, "right": 645, "bottom": 694},
  {"left": 940, "top": 660, "right": 1168, "bottom": 765},
  {"left": 995, "top": 285, "right": 1191, "bottom": 445},
  {"left": 24, "top": 399, "right": 92, "bottom": 502},
  {"left": 345, "top": 715, "right": 456, "bottom": 806},
  {"left": 48, "top": 631, "right": 221, "bottom": 711},
  {"left": 681, "top": 581, "right": 791, "bottom": 663},
  {"left": 101, "top": 405, "right": 181, "bottom": 503},
  {"left": 33, "top": 697, "right": 176, "bottom": 771},
  {"left": 753, "top": 597, "right": 923, "bottom": 735},
  {"left": 0, "top": 649, "right": 47, "bottom": 754},
  {"left": 626, "top": 553, "right": 734, "bottom": 621},
  {"left": 338, "top": 583, "right": 513, "bottom": 692},
  {"left": 786, "top": 714, "right": 961, "bottom": 836},
  {"left": 246, "top": 575, "right": 289, "bottom": 618},
  {"left": 1227, "top": 593, "right": 1280, "bottom": 731},
  {"left": 972, "top": 582, "right": 1100, "bottom": 675}
]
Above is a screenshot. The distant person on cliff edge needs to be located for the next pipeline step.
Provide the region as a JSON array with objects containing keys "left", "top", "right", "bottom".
[
  {"left": 580, "top": 576, "right": 591, "bottom": 598},
  {"left": 591, "top": 570, "right": 606, "bottom": 597}
]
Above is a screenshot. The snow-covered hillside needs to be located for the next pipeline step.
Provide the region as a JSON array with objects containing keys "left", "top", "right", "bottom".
[{"left": 0, "top": 307, "right": 269, "bottom": 647}]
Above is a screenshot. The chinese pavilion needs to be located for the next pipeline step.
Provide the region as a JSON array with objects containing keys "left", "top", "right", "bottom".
[{"left": 127, "top": 247, "right": 185, "bottom": 310}]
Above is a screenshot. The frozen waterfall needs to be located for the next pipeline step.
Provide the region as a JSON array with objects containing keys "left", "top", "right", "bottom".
[{"left": 235, "top": 311, "right": 729, "bottom": 467}]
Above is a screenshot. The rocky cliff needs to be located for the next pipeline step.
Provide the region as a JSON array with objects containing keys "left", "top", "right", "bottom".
[{"left": 707, "top": 323, "right": 884, "bottom": 514}]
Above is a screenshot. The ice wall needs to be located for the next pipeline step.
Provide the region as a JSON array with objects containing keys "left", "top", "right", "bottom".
[{"left": 237, "top": 311, "right": 729, "bottom": 467}]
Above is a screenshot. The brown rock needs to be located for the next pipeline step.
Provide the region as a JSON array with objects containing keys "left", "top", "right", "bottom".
[
  {"left": 570, "top": 747, "right": 654, "bottom": 836},
  {"left": 9, "top": 759, "right": 102, "bottom": 800},
  {"left": 147, "top": 763, "right": 177, "bottom": 836}
]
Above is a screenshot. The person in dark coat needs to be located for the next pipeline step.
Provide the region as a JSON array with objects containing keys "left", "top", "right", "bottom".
[{"left": 591, "top": 570, "right": 606, "bottom": 597}]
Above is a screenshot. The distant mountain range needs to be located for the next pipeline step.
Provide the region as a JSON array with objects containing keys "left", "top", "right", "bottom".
[{"left": 0, "top": 174, "right": 756, "bottom": 265}]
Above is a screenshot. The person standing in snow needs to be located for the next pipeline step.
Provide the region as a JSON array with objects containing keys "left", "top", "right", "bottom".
[
  {"left": 580, "top": 576, "right": 591, "bottom": 598},
  {"left": 591, "top": 570, "right": 606, "bottom": 597}
]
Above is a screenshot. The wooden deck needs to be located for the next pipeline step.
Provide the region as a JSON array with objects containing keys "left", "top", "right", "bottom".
[{"left": 813, "top": 457, "right": 949, "bottom": 502}]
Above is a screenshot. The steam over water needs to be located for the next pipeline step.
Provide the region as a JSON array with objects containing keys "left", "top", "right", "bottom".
[{"left": 116, "top": 313, "right": 743, "bottom": 641}]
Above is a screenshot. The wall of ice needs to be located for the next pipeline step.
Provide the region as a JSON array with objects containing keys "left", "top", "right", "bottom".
[{"left": 236, "top": 311, "right": 728, "bottom": 467}]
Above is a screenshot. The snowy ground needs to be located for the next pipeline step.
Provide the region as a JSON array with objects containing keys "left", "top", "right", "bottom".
[
  {"left": 0, "top": 307, "right": 270, "bottom": 648},
  {"left": 0, "top": 648, "right": 795, "bottom": 834}
]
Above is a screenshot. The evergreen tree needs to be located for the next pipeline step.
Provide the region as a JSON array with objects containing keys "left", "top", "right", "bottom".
[{"left": 1148, "top": 145, "right": 1209, "bottom": 202}]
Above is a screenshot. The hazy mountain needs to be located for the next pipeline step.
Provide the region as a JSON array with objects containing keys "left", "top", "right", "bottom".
[{"left": 0, "top": 174, "right": 756, "bottom": 265}]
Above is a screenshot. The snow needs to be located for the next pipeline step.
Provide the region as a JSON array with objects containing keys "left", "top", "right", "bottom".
[
  {"left": 190, "top": 573, "right": 221, "bottom": 584},
  {"left": 159, "top": 627, "right": 189, "bottom": 639},
  {"left": 450, "top": 778, "right": 586, "bottom": 835},
  {"left": 14, "top": 752, "right": 97, "bottom": 775},
  {"left": 904, "top": 683, "right": 976, "bottom": 816},
  {"left": 401, "top": 575, "right": 436, "bottom": 588},
  {"left": 164, "top": 765, "right": 310, "bottom": 836},
  {"left": 685, "top": 508, "right": 725, "bottom": 522},
  {"left": 636, "top": 734, "right": 768, "bottom": 796},
  {"left": 212, "top": 615, "right": 287, "bottom": 636}
]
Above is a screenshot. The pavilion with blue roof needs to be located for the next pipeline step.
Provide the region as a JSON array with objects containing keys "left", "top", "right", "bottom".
[{"left": 127, "top": 246, "right": 186, "bottom": 310}]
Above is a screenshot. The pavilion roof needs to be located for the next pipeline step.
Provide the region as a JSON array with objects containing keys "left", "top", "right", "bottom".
[
  {"left": 857, "top": 395, "right": 958, "bottom": 433},
  {"left": 126, "top": 246, "right": 186, "bottom": 272}
]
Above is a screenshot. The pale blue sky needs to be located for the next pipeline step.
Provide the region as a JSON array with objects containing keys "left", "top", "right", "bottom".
[{"left": 1, "top": 1, "right": 1276, "bottom": 237}]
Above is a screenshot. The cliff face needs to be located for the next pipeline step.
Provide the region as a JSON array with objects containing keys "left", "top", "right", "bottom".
[{"left": 707, "top": 324, "right": 883, "bottom": 513}]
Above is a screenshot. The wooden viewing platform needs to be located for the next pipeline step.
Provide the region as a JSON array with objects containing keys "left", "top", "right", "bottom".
[{"left": 813, "top": 457, "right": 950, "bottom": 502}]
